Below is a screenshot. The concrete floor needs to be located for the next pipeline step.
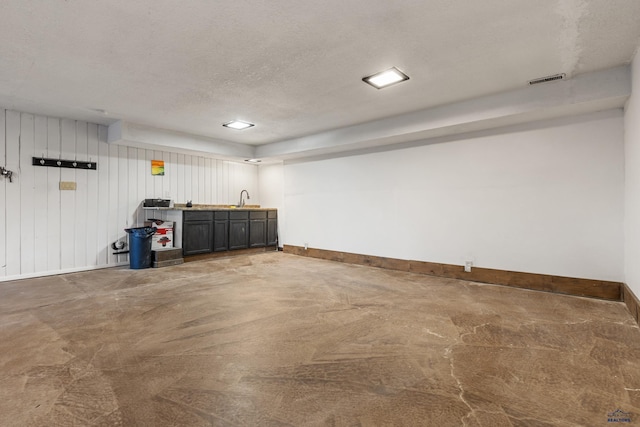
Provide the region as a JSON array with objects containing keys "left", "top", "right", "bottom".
[{"left": 1, "top": 252, "right": 639, "bottom": 426}]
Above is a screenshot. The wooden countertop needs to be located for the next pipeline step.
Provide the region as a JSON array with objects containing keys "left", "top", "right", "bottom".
[{"left": 143, "top": 204, "right": 274, "bottom": 211}]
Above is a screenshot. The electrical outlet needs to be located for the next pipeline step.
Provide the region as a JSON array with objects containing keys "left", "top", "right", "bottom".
[
  {"left": 464, "top": 261, "right": 473, "bottom": 273},
  {"left": 59, "top": 181, "right": 77, "bottom": 191},
  {"left": 304, "top": 243, "right": 308, "bottom": 250}
]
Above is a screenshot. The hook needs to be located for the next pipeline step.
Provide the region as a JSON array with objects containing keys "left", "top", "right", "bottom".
[{"left": 1, "top": 166, "right": 13, "bottom": 183}]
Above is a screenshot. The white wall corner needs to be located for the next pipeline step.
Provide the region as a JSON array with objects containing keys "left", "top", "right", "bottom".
[
  {"left": 107, "top": 120, "right": 124, "bottom": 143},
  {"left": 624, "top": 47, "right": 640, "bottom": 296}
]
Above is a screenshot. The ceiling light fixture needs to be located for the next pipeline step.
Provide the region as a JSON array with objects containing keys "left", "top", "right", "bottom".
[
  {"left": 223, "top": 120, "right": 255, "bottom": 130},
  {"left": 362, "top": 67, "right": 410, "bottom": 89},
  {"left": 244, "top": 159, "right": 262, "bottom": 163}
]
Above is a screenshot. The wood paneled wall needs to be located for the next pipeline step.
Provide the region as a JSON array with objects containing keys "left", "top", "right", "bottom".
[{"left": 0, "top": 109, "right": 258, "bottom": 280}]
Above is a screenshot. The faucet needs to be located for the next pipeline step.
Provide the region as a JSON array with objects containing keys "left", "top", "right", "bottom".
[{"left": 238, "top": 189, "right": 250, "bottom": 207}]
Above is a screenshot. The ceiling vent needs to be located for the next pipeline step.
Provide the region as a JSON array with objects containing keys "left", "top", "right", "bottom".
[{"left": 528, "top": 73, "right": 566, "bottom": 85}]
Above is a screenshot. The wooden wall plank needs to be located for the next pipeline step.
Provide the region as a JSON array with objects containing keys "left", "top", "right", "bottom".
[
  {"left": 5, "top": 111, "right": 21, "bottom": 276},
  {"left": 176, "top": 153, "right": 185, "bottom": 203},
  {"left": 74, "top": 121, "right": 88, "bottom": 268},
  {"left": 162, "top": 151, "right": 170, "bottom": 198},
  {"left": 221, "top": 160, "right": 229, "bottom": 205},
  {"left": 97, "top": 126, "right": 110, "bottom": 266},
  {"left": 198, "top": 157, "right": 205, "bottom": 202},
  {"left": 215, "top": 159, "right": 221, "bottom": 204},
  {"left": 127, "top": 147, "right": 138, "bottom": 226},
  {"left": 33, "top": 115, "right": 49, "bottom": 273},
  {"left": 165, "top": 153, "right": 171, "bottom": 193},
  {"left": 204, "top": 157, "right": 212, "bottom": 204},
  {"left": 183, "top": 154, "right": 190, "bottom": 202},
  {"left": 185, "top": 154, "right": 193, "bottom": 203},
  {"left": 229, "top": 162, "right": 237, "bottom": 205},
  {"left": 19, "top": 113, "right": 35, "bottom": 274},
  {"left": 0, "top": 110, "right": 6, "bottom": 277},
  {"left": 59, "top": 119, "right": 76, "bottom": 269},
  {"left": 170, "top": 152, "right": 178, "bottom": 202},
  {"left": 86, "top": 123, "right": 99, "bottom": 266},
  {"left": 191, "top": 156, "right": 199, "bottom": 203},
  {"left": 108, "top": 143, "right": 119, "bottom": 265},
  {"left": 46, "top": 118, "right": 61, "bottom": 271},
  {"left": 136, "top": 148, "right": 145, "bottom": 225},
  {"left": 212, "top": 158, "right": 219, "bottom": 203},
  {"left": 117, "top": 145, "right": 129, "bottom": 263},
  {"left": 145, "top": 150, "right": 154, "bottom": 201}
]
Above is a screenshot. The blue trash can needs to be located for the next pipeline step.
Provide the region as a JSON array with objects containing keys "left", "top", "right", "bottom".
[{"left": 125, "top": 227, "right": 156, "bottom": 269}]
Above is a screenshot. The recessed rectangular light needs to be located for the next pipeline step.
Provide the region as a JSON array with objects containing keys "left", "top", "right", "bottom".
[
  {"left": 363, "top": 67, "right": 409, "bottom": 89},
  {"left": 244, "top": 159, "right": 261, "bottom": 163},
  {"left": 223, "top": 120, "right": 255, "bottom": 130}
]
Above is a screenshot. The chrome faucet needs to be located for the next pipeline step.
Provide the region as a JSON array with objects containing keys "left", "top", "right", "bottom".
[{"left": 238, "top": 189, "right": 250, "bottom": 207}]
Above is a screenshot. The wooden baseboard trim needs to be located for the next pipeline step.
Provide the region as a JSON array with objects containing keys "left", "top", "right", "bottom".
[
  {"left": 184, "top": 247, "right": 278, "bottom": 263},
  {"left": 623, "top": 283, "right": 640, "bottom": 324},
  {"left": 283, "top": 245, "right": 622, "bottom": 301}
]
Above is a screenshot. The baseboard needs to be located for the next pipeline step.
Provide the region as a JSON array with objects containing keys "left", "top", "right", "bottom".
[
  {"left": 283, "top": 245, "right": 622, "bottom": 301},
  {"left": 0, "top": 261, "right": 130, "bottom": 283},
  {"left": 183, "top": 246, "right": 279, "bottom": 263},
  {"left": 623, "top": 283, "right": 640, "bottom": 324}
]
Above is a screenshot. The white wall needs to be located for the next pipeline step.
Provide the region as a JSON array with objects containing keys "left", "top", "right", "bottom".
[
  {"left": 282, "top": 110, "right": 625, "bottom": 281},
  {"left": 0, "top": 109, "right": 258, "bottom": 281},
  {"left": 625, "top": 50, "right": 640, "bottom": 294},
  {"left": 258, "top": 162, "right": 285, "bottom": 245}
]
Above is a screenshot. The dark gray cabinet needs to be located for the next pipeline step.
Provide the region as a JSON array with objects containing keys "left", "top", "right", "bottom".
[
  {"left": 267, "top": 210, "right": 278, "bottom": 246},
  {"left": 249, "top": 211, "right": 267, "bottom": 248},
  {"left": 229, "top": 211, "right": 249, "bottom": 250},
  {"left": 183, "top": 211, "right": 214, "bottom": 255},
  {"left": 182, "top": 209, "right": 277, "bottom": 256},
  {"left": 213, "top": 211, "right": 229, "bottom": 252}
]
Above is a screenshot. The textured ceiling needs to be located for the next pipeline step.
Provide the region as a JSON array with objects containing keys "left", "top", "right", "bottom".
[{"left": 0, "top": 0, "right": 639, "bottom": 148}]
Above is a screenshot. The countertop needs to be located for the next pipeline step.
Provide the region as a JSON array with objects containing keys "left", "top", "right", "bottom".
[{"left": 143, "top": 204, "right": 274, "bottom": 211}]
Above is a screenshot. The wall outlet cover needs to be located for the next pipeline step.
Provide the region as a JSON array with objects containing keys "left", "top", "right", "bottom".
[{"left": 59, "top": 181, "right": 77, "bottom": 191}]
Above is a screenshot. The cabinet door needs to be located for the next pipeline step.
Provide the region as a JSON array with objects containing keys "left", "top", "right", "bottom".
[
  {"left": 267, "top": 218, "right": 278, "bottom": 246},
  {"left": 267, "top": 210, "right": 278, "bottom": 246},
  {"left": 229, "top": 220, "right": 249, "bottom": 250},
  {"left": 249, "top": 219, "right": 267, "bottom": 248},
  {"left": 184, "top": 211, "right": 214, "bottom": 221},
  {"left": 213, "top": 220, "right": 229, "bottom": 252},
  {"left": 183, "top": 221, "right": 213, "bottom": 255}
]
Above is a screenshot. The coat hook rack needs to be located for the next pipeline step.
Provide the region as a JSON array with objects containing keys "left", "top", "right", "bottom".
[
  {"left": 32, "top": 157, "right": 97, "bottom": 170},
  {"left": 0, "top": 166, "right": 13, "bottom": 183}
]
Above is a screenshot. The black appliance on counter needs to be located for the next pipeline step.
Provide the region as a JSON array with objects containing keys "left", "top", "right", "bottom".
[{"left": 143, "top": 199, "right": 171, "bottom": 208}]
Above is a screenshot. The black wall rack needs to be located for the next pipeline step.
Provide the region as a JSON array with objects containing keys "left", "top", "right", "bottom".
[{"left": 32, "top": 157, "right": 97, "bottom": 170}]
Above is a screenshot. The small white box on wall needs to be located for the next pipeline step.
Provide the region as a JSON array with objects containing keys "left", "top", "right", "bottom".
[{"left": 144, "top": 219, "right": 174, "bottom": 249}]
